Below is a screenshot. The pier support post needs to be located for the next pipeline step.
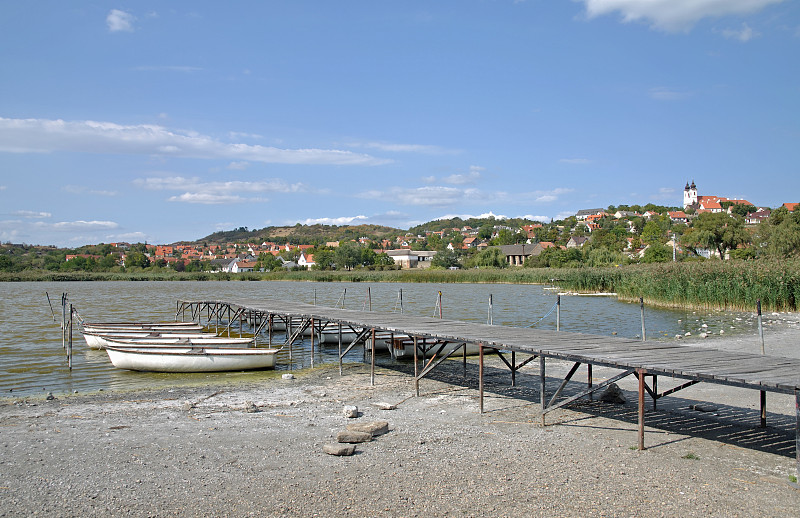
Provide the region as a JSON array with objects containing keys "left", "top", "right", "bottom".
[
  {"left": 638, "top": 368, "right": 646, "bottom": 451},
  {"left": 587, "top": 364, "right": 593, "bottom": 400},
  {"left": 414, "top": 336, "right": 419, "bottom": 397},
  {"left": 479, "top": 344, "right": 484, "bottom": 414},
  {"left": 794, "top": 389, "right": 799, "bottom": 488},
  {"left": 370, "top": 328, "right": 375, "bottom": 386},
  {"left": 310, "top": 318, "right": 315, "bottom": 369},
  {"left": 539, "top": 355, "right": 546, "bottom": 426},
  {"left": 338, "top": 323, "right": 343, "bottom": 376}
]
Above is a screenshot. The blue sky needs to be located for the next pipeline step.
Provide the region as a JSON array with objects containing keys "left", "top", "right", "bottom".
[{"left": 1, "top": 1, "right": 798, "bottom": 247}]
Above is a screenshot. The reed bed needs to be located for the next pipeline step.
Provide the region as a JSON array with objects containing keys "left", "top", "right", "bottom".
[{"left": 3, "top": 259, "right": 797, "bottom": 312}]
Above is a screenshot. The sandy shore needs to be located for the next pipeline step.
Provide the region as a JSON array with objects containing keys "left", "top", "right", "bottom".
[{"left": 2, "top": 323, "right": 799, "bottom": 517}]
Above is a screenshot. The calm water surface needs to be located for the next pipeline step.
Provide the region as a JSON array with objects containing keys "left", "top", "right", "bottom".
[{"left": 0, "top": 281, "right": 760, "bottom": 398}]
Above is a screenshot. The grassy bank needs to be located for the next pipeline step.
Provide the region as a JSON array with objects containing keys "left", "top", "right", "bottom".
[{"left": 3, "top": 259, "right": 798, "bottom": 312}]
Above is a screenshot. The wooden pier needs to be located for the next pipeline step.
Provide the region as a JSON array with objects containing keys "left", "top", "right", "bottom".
[{"left": 177, "top": 297, "right": 800, "bottom": 483}]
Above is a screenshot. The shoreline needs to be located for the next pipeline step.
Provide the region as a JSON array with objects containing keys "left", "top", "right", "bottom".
[{"left": 2, "top": 327, "right": 799, "bottom": 516}]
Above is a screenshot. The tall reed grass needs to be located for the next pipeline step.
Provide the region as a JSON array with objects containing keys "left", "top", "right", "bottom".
[{"left": 2, "top": 259, "right": 797, "bottom": 312}]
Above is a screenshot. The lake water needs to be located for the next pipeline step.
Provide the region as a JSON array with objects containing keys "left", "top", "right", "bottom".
[{"left": 0, "top": 281, "right": 762, "bottom": 398}]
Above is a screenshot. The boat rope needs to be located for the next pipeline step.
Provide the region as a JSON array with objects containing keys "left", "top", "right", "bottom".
[{"left": 527, "top": 300, "right": 558, "bottom": 328}]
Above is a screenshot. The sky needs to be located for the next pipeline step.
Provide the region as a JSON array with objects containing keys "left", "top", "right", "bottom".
[{"left": 1, "top": 1, "right": 798, "bottom": 247}]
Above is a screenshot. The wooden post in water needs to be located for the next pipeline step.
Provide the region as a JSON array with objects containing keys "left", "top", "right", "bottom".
[
  {"left": 368, "top": 287, "right": 372, "bottom": 311},
  {"left": 640, "top": 297, "right": 646, "bottom": 342},
  {"left": 488, "top": 294, "right": 493, "bottom": 325},
  {"left": 556, "top": 294, "right": 560, "bottom": 332},
  {"left": 758, "top": 300, "right": 767, "bottom": 427}
]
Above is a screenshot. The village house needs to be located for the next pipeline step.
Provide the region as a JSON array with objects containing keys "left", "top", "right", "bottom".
[
  {"left": 575, "top": 208, "right": 605, "bottom": 220},
  {"left": 745, "top": 208, "right": 771, "bottom": 225},
  {"left": 668, "top": 211, "right": 689, "bottom": 224},
  {"left": 298, "top": 252, "right": 315, "bottom": 268},
  {"left": 385, "top": 250, "right": 436, "bottom": 269},
  {"left": 566, "top": 236, "right": 588, "bottom": 248}
]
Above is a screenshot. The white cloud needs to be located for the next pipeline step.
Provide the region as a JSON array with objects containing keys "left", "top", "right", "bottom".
[
  {"left": 582, "top": 0, "right": 784, "bottom": 32},
  {"left": 649, "top": 87, "right": 692, "bottom": 101},
  {"left": 444, "top": 170, "right": 481, "bottom": 185},
  {"left": 135, "top": 176, "right": 307, "bottom": 204},
  {"left": 347, "top": 141, "right": 457, "bottom": 155},
  {"left": 12, "top": 210, "right": 51, "bottom": 219},
  {"left": 358, "top": 185, "right": 572, "bottom": 208},
  {"left": 63, "top": 185, "right": 118, "bottom": 196},
  {"left": 167, "top": 193, "right": 255, "bottom": 205},
  {"left": 299, "top": 215, "right": 369, "bottom": 225},
  {"left": 226, "top": 161, "right": 250, "bottom": 170},
  {"left": 0, "top": 185, "right": 6, "bottom": 191},
  {"left": 437, "top": 211, "right": 509, "bottom": 221},
  {"left": 49, "top": 220, "right": 119, "bottom": 231},
  {"left": 107, "top": 9, "right": 135, "bottom": 32},
  {"left": 719, "top": 23, "right": 758, "bottom": 41},
  {"left": 0, "top": 117, "right": 390, "bottom": 166}
]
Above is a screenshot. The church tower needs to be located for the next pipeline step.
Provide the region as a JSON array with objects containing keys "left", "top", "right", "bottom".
[{"left": 683, "top": 180, "right": 697, "bottom": 209}]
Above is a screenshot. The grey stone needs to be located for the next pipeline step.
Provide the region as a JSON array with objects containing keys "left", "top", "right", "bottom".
[
  {"left": 336, "top": 430, "right": 372, "bottom": 443},
  {"left": 323, "top": 443, "right": 356, "bottom": 456},
  {"left": 372, "top": 402, "right": 396, "bottom": 410},
  {"left": 598, "top": 383, "right": 626, "bottom": 404},
  {"left": 343, "top": 405, "right": 359, "bottom": 418},
  {"left": 282, "top": 374, "right": 295, "bottom": 380},
  {"left": 244, "top": 401, "right": 259, "bottom": 413},
  {"left": 182, "top": 401, "right": 195, "bottom": 411},
  {"left": 346, "top": 420, "right": 390, "bottom": 436}
]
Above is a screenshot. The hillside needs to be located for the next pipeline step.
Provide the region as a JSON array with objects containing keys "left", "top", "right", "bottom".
[{"left": 197, "top": 223, "right": 402, "bottom": 245}]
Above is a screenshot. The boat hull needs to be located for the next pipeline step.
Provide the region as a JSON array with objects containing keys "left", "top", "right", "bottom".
[{"left": 105, "top": 346, "right": 277, "bottom": 372}]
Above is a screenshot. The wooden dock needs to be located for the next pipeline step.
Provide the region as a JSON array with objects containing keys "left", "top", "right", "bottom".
[{"left": 177, "top": 297, "right": 800, "bottom": 483}]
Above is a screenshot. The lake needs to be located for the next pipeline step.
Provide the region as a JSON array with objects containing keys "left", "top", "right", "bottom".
[{"left": 0, "top": 281, "right": 761, "bottom": 398}]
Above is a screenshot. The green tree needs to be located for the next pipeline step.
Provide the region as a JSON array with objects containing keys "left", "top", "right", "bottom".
[
  {"left": 468, "top": 247, "right": 507, "bottom": 268},
  {"left": 641, "top": 242, "right": 671, "bottom": 263},
  {"left": 681, "top": 212, "right": 749, "bottom": 259},
  {"left": 126, "top": 251, "right": 151, "bottom": 268},
  {"left": 334, "top": 243, "right": 361, "bottom": 270},
  {"left": 641, "top": 220, "right": 665, "bottom": 245},
  {"left": 430, "top": 249, "right": 461, "bottom": 269},
  {"left": 754, "top": 208, "right": 800, "bottom": 258},
  {"left": 310, "top": 249, "right": 335, "bottom": 270}
]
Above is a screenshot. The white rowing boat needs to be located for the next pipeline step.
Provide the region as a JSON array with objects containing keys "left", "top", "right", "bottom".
[
  {"left": 102, "top": 336, "right": 255, "bottom": 348},
  {"left": 105, "top": 345, "right": 278, "bottom": 372},
  {"left": 82, "top": 330, "right": 214, "bottom": 350}
]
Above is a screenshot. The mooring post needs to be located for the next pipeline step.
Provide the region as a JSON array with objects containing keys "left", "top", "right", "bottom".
[
  {"left": 368, "top": 287, "right": 372, "bottom": 311},
  {"left": 758, "top": 300, "right": 767, "bottom": 427},
  {"left": 479, "top": 344, "right": 484, "bottom": 414},
  {"left": 338, "top": 322, "right": 343, "bottom": 376},
  {"left": 638, "top": 368, "right": 646, "bottom": 450},
  {"left": 640, "top": 297, "right": 646, "bottom": 342},
  {"left": 488, "top": 294, "right": 493, "bottom": 325},
  {"left": 556, "top": 294, "right": 561, "bottom": 332}
]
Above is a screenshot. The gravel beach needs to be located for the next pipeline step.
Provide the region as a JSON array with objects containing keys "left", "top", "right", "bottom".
[{"left": 2, "top": 324, "right": 799, "bottom": 517}]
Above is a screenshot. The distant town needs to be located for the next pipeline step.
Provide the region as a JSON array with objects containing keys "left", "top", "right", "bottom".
[{"left": 1, "top": 182, "right": 798, "bottom": 273}]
